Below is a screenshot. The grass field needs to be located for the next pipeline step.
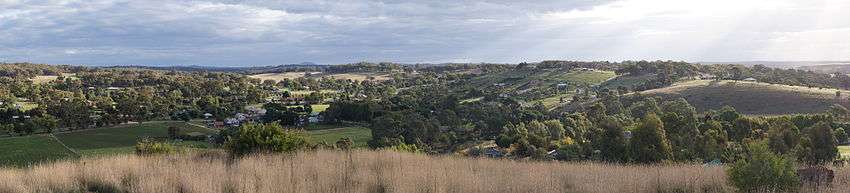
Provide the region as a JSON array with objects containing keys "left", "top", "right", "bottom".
[
  {"left": 307, "top": 127, "right": 371, "bottom": 148},
  {"left": 465, "top": 68, "right": 616, "bottom": 93},
  {"left": 29, "top": 73, "right": 76, "bottom": 84},
  {"left": 43, "top": 122, "right": 217, "bottom": 158},
  {"left": 1, "top": 121, "right": 372, "bottom": 166},
  {"left": 248, "top": 72, "right": 313, "bottom": 82},
  {"left": 600, "top": 73, "right": 655, "bottom": 90},
  {"left": 0, "top": 135, "right": 77, "bottom": 166},
  {"left": 641, "top": 80, "right": 850, "bottom": 115}
]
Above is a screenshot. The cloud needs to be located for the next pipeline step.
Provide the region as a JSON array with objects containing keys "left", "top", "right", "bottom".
[{"left": 0, "top": 0, "right": 849, "bottom": 66}]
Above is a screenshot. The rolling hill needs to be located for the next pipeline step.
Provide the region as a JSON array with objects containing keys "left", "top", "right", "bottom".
[{"left": 640, "top": 80, "right": 850, "bottom": 115}]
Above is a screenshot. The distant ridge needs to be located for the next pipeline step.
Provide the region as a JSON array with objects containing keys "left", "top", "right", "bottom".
[{"left": 697, "top": 61, "right": 850, "bottom": 69}]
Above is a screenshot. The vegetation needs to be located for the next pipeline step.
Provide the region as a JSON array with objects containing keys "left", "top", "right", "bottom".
[
  {"left": 225, "top": 122, "right": 311, "bottom": 156},
  {"left": 0, "top": 135, "right": 77, "bottom": 166},
  {"left": 728, "top": 140, "right": 799, "bottom": 192},
  {"left": 7, "top": 60, "right": 850, "bottom": 191}
]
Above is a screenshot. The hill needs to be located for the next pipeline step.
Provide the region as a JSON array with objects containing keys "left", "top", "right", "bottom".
[
  {"left": 641, "top": 80, "right": 850, "bottom": 115},
  {"left": 798, "top": 63, "right": 850, "bottom": 74}
]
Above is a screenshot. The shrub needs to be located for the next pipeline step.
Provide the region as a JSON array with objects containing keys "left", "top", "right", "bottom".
[
  {"left": 727, "top": 140, "right": 799, "bottom": 192},
  {"left": 383, "top": 143, "right": 423, "bottom": 153},
  {"left": 225, "top": 122, "right": 311, "bottom": 156},
  {"left": 135, "top": 138, "right": 177, "bottom": 155}
]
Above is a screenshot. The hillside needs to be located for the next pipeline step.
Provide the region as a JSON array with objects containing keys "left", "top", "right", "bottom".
[{"left": 641, "top": 80, "right": 850, "bottom": 115}]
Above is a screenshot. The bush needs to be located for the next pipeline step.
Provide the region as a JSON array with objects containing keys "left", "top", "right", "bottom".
[
  {"left": 727, "top": 140, "right": 799, "bottom": 192},
  {"left": 225, "top": 122, "right": 311, "bottom": 156},
  {"left": 135, "top": 138, "right": 177, "bottom": 155},
  {"left": 383, "top": 143, "right": 423, "bottom": 153}
]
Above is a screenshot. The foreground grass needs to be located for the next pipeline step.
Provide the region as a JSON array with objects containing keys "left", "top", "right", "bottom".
[{"left": 0, "top": 150, "right": 741, "bottom": 193}]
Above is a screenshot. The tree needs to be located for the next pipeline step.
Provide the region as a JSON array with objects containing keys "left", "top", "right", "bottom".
[
  {"left": 225, "top": 122, "right": 311, "bottom": 156},
  {"left": 596, "top": 117, "right": 628, "bottom": 162},
  {"left": 766, "top": 117, "right": 800, "bottom": 154},
  {"left": 835, "top": 127, "right": 848, "bottom": 144},
  {"left": 661, "top": 98, "right": 701, "bottom": 161},
  {"left": 628, "top": 113, "right": 672, "bottom": 163},
  {"left": 798, "top": 121, "right": 838, "bottom": 165},
  {"left": 30, "top": 115, "right": 58, "bottom": 133},
  {"left": 728, "top": 140, "right": 799, "bottom": 192},
  {"left": 543, "top": 120, "right": 565, "bottom": 140},
  {"left": 701, "top": 120, "right": 728, "bottom": 160},
  {"left": 829, "top": 104, "right": 849, "bottom": 121}
]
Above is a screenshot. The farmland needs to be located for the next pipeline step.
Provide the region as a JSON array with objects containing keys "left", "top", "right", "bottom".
[
  {"left": 0, "top": 122, "right": 218, "bottom": 166},
  {"left": 641, "top": 80, "right": 850, "bottom": 115},
  {"left": 0, "top": 122, "right": 375, "bottom": 166},
  {"left": 0, "top": 135, "right": 77, "bottom": 166},
  {"left": 307, "top": 126, "right": 371, "bottom": 148},
  {"left": 54, "top": 122, "right": 217, "bottom": 156}
]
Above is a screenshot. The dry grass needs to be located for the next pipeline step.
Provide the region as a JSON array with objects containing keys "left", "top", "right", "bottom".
[
  {"left": 2, "top": 150, "right": 848, "bottom": 193},
  {"left": 249, "top": 72, "right": 313, "bottom": 82},
  {"left": 642, "top": 80, "right": 850, "bottom": 115}
]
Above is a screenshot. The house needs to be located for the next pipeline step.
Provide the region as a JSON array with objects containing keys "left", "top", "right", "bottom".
[
  {"left": 547, "top": 150, "right": 560, "bottom": 158},
  {"left": 556, "top": 83, "right": 569, "bottom": 90},
  {"left": 743, "top": 77, "right": 757, "bottom": 82}
]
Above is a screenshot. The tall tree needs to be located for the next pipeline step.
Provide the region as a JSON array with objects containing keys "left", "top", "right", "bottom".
[{"left": 628, "top": 113, "right": 672, "bottom": 163}]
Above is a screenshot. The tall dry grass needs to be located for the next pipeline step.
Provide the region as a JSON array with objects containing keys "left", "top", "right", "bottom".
[{"left": 0, "top": 150, "right": 847, "bottom": 193}]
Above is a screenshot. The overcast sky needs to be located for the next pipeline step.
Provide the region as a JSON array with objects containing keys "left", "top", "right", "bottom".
[{"left": 2, "top": 0, "right": 850, "bottom": 66}]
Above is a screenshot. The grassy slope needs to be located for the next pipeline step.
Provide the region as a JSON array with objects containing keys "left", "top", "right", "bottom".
[
  {"left": 307, "top": 127, "right": 372, "bottom": 148},
  {"left": 600, "top": 73, "right": 655, "bottom": 90},
  {"left": 0, "top": 135, "right": 77, "bottom": 166},
  {"left": 641, "top": 80, "right": 850, "bottom": 115}
]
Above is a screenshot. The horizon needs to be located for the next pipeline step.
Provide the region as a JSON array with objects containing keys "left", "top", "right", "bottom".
[{"left": 3, "top": 0, "right": 850, "bottom": 66}]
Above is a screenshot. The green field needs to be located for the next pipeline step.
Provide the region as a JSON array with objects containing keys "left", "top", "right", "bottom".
[
  {"left": 0, "top": 135, "right": 78, "bottom": 166},
  {"left": 55, "top": 122, "right": 217, "bottom": 156},
  {"left": 307, "top": 126, "right": 372, "bottom": 148},
  {"left": 1, "top": 121, "right": 373, "bottom": 166}
]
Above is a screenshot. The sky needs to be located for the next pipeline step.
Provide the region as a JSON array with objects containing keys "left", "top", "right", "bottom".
[{"left": 1, "top": 0, "right": 850, "bottom": 66}]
